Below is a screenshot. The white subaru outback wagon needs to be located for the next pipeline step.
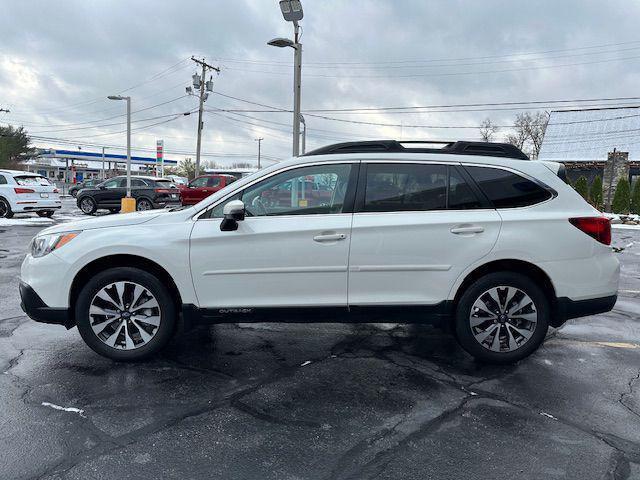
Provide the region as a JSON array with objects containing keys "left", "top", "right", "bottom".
[{"left": 20, "top": 141, "right": 619, "bottom": 364}]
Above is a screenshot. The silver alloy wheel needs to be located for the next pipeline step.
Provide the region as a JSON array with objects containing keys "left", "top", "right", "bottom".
[
  {"left": 89, "top": 281, "right": 162, "bottom": 350},
  {"left": 80, "top": 198, "right": 95, "bottom": 214},
  {"left": 137, "top": 199, "right": 152, "bottom": 211},
  {"left": 469, "top": 285, "right": 538, "bottom": 353},
  {"left": 0, "top": 199, "right": 8, "bottom": 218}
]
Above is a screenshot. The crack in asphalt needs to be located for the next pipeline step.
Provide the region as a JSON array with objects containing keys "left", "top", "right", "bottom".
[{"left": 619, "top": 369, "right": 640, "bottom": 421}]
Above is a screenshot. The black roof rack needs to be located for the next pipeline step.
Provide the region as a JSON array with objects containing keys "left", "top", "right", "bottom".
[{"left": 303, "top": 140, "right": 529, "bottom": 160}]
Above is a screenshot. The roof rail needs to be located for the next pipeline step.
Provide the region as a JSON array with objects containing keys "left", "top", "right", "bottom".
[{"left": 303, "top": 140, "right": 529, "bottom": 160}]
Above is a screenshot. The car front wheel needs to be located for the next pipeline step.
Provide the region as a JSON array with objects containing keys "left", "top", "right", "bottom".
[
  {"left": 79, "top": 197, "right": 97, "bottom": 215},
  {"left": 75, "top": 267, "right": 177, "bottom": 361},
  {"left": 454, "top": 272, "right": 549, "bottom": 364}
]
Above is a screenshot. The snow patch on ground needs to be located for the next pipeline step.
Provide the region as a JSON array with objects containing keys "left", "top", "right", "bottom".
[
  {"left": 0, "top": 217, "right": 55, "bottom": 226},
  {"left": 41, "top": 402, "right": 86, "bottom": 417}
]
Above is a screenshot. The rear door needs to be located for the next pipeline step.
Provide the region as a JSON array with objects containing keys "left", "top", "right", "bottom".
[{"left": 347, "top": 162, "right": 501, "bottom": 306}]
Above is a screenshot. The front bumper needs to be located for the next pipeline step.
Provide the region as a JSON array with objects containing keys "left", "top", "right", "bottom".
[{"left": 19, "top": 282, "right": 73, "bottom": 328}]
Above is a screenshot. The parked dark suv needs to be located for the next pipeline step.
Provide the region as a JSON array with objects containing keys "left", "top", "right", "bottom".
[{"left": 76, "top": 175, "right": 181, "bottom": 214}]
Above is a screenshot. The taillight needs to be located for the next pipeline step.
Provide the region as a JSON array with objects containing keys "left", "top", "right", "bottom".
[
  {"left": 14, "top": 187, "right": 35, "bottom": 194},
  {"left": 569, "top": 217, "right": 611, "bottom": 245},
  {"left": 155, "top": 188, "right": 171, "bottom": 194},
  {"left": 53, "top": 188, "right": 59, "bottom": 194}
]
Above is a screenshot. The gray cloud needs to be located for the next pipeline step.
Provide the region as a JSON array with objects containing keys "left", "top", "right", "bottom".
[{"left": 1, "top": 0, "right": 639, "bottom": 165}]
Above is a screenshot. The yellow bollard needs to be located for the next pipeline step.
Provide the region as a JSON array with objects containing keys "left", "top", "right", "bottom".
[{"left": 121, "top": 197, "right": 136, "bottom": 213}]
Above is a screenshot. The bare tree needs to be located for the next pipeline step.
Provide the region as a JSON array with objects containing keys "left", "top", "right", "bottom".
[
  {"left": 503, "top": 111, "right": 550, "bottom": 159},
  {"left": 479, "top": 118, "right": 499, "bottom": 142}
]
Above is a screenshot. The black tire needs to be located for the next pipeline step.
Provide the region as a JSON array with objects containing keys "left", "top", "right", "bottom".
[
  {"left": 36, "top": 210, "right": 55, "bottom": 218},
  {"left": 454, "top": 272, "right": 550, "bottom": 364},
  {"left": 109, "top": 208, "right": 120, "bottom": 214},
  {"left": 78, "top": 196, "right": 97, "bottom": 215},
  {"left": 136, "top": 198, "right": 154, "bottom": 211},
  {"left": 75, "top": 267, "right": 177, "bottom": 361},
  {"left": 0, "top": 197, "right": 13, "bottom": 219}
]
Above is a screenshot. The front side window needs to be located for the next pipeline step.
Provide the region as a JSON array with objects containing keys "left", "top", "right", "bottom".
[
  {"left": 190, "top": 177, "right": 209, "bottom": 188},
  {"left": 363, "top": 163, "right": 447, "bottom": 212},
  {"left": 102, "top": 178, "right": 122, "bottom": 189},
  {"left": 464, "top": 166, "right": 552, "bottom": 208},
  {"left": 207, "top": 164, "right": 353, "bottom": 218}
]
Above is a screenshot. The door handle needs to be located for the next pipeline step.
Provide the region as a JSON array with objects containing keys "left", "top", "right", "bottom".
[
  {"left": 313, "top": 233, "right": 347, "bottom": 242},
  {"left": 450, "top": 225, "right": 484, "bottom": 234}
]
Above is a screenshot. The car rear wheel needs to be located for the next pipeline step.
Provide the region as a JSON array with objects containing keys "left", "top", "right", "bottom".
[
  {"left": 75, "top": 267, "right": 177, "bottom": 361},
  {"left": 36, "top": 210, "right": 55, "bottom": 218},
  {"left": 136, "top": 199, "right": 153, "bottom": 211},
  {"left": 454, "top": 272, "right": 549, "bottom": 364},
  {"left": 0, "top": 198, "right": 13, "bottom": 219},
  {"left": 79, "top": 197, "right": 97, "bottom": 215}
]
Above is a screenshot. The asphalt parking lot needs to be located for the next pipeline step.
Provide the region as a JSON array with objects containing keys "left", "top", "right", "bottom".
[{"left": 1, "top": 199, "right": 639, "bottom": 480}]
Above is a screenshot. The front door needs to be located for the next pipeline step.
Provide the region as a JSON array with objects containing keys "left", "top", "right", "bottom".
[
  {"left": 94, "top": 177, "right": 126, "bottom": 207},
  {"left": 189, "top": 162, "right": 358, "bottom": 309},
  {"left": 348, "top": 162, "right": 501, "bottom": 306}
]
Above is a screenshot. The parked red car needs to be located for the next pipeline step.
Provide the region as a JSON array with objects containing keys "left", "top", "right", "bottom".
[{"left": 179, "top": 174, "right": 237, "bottom": 206}]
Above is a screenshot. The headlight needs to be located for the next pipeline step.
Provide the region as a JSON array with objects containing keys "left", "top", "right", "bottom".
[{"left": 30, "top": 231, "right": 81, "bottom": 258}]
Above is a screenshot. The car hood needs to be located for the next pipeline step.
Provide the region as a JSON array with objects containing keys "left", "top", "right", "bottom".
[{"left": 39, "top": 210, "right": 164, "bottom": 235}]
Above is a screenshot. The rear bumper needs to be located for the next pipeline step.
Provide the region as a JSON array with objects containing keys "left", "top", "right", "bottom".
[
  {"left": 19, "top": 282, "right": 73, "bottom": 328},
  {"left": 14, "top": 201, "right": 62, "bottom": 212},
  {"left": 554, "top": 294, "right": 617, "bottom": 326}
]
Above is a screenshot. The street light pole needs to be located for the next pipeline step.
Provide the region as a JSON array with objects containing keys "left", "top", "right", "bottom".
[
  {"left": 255, "top": 137, "right": 263, "bottom": 169},
  {"left": 107, "top": 95, "right": 134, "bottom": 212},
  {"left": 101, "top": 146, "right": 106, "bottom": 180},
  {"left": 269, "top": 0, "right": 304, "bottom": 157},
  {"left": 292, "top": 24, "right": 302, "bottom": 157},
  {"left": 125, "top": 96, "right": 131, "bottom": 197}
]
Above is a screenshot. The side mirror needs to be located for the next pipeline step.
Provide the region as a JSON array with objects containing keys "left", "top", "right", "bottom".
[{"left": 220, "top": 200, "right": 245, "bottom": 231}]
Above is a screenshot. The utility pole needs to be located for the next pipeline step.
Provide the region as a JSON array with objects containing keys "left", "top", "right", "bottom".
[
  {"left": 255, "top": 137, "right": 263, "bottom": 169},
  {"left": 292, "top": 24, "right": 302, "bottom": 157},
  {"left": 189, "top": 57, "right": 220, "bottom": 177},
  {"left": 101, "top": 146, "right": 106, "bottom": 180}
]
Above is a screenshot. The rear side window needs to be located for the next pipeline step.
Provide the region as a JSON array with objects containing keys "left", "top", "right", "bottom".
[
  {"left": 464, "top": 166, "right": 552, "bottom": 208},
  {"left": 0, "top": 175, "right": 6, "bottom": 185},
  {"left": 154, "top": 179, "right": 175, "bottom": 189},
  {"left": 449, "top": 168, "right": 482, "bottom": 209},
  {"left": 131, "top": 178, "right": 148, "bottom": 187},
  {"left": 363, "top": 164, "right": 447, "bottom": 212}
]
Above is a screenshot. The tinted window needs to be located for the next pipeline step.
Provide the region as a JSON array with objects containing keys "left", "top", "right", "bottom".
[
  {"left": 154, "top": 179, "right": 175, "bottom": 189},
  {"left": 14, "top": 176, "right": 50, "bottom": 186},
  {"left": 449, "top": 168, "right": 482, "bottom": 209},
  {"left": 102, "top": 178, "right": 123, "bottom": 189},
  {"left": 190, "top": 177, "right": 208, "bottom": 188},
  {"left": 131, "top": 178, "right": 148, "bottom": 188},
  {"left": 465, "top": 166, "right": 552, "bottom": 208},
  {"left": 363, "top": 164, "right": 447, "bottom": 212},
  {"left": 207, "top": 177, "right": 221, "bottom": 188},
  {"left": 0, "top": 175, "right": 6, "bottom": 185}
]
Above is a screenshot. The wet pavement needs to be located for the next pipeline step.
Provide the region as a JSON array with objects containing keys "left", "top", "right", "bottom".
[{"left": 1, "top": 201, "right": 639, "bottom": 480}]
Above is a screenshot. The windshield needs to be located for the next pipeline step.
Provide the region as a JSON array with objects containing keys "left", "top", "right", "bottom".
[{"left": 15, "top": 176, "right": 51, "bottom": 186}]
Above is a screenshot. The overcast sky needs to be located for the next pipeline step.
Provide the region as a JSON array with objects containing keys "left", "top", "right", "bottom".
[{"left": 1, "top": 0, "right": 640, "bottom": 166}]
